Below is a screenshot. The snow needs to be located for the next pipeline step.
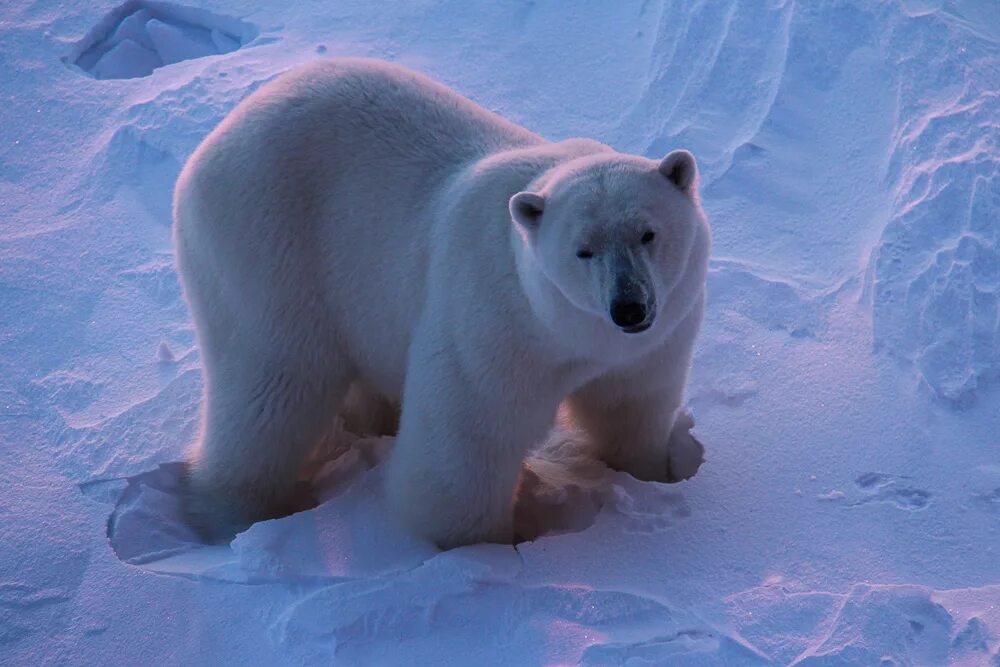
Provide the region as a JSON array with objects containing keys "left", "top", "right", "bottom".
[
  {"left": 2, "top": 0, "right": 999, "bottom": 664},
  {"left": 66, "top": 1, "right": 254, "bottom": 79}
]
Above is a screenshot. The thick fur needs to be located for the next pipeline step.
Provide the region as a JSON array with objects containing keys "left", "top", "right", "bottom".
[{"left": 173, "top": 58, "right": 710, "bottom": 548}]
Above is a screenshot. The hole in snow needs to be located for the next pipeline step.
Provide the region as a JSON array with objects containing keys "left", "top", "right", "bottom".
[
  {"left": 64, "top": 0, "right": 258, "bottom": 80},
  {"left": 87, "top": 412, "right": 701, "bottom": 579}
]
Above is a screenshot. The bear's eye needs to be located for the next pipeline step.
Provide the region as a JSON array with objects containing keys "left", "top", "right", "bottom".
[
  {"left": 641, "top": 231, "right": 656, "bottom": 245},
  {"left": 576, "top": 248, "right": 594, "bottom": 259}
]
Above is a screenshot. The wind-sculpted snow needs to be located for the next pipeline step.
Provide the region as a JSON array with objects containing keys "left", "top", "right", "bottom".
[
  {"left": 65, "top": 1, "right": 258, "bottom": 79},
  {"left": 612, "top": 1, "right": 794, "bottom": 179},
  {"left": 273, "top": 560, "right": 717, "bottom": 665},
  {"left": 869, "top": 13, "right": 1000, "bottom": 406},
  {"left": 722, "top": 582, "right": 1000, "bottom": 665},
  {"left": 80, "top": 72, "right": 277, "bottom": 230}
]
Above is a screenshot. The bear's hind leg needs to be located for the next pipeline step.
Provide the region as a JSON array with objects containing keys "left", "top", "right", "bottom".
[{"left": 184, "top": 358, "right": 351, "bottom": 542}]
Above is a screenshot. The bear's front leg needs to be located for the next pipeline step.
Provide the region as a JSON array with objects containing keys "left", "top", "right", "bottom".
[
  {"left": 568, "top": 310, "right": 704, "bottom": 483},
  {"left": 384, "top": 335, "right": 556, "bottom": 549},
  {"left": 568, "top": 381, "right": 702, "bottom": 483}
]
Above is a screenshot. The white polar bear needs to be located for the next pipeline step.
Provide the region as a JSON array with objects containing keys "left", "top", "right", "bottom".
[{"left": 173, "top": 57, "right": 711, "bottom": 548}]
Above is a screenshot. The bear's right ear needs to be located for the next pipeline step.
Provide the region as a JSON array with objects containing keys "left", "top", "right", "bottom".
[
  {"left": 509, "top": 191, "right": 545, "bottom": 231},
  {"left": 658, "top": 149, "right": 698, "bottom": 195}
]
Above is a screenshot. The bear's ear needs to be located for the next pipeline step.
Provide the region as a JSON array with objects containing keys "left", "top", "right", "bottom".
[
  {"left": 658, "top": 150, "right": 698, "bottom": 195},
  {"left": 509, "top": 191, "right": 545, "bottom": 230}
]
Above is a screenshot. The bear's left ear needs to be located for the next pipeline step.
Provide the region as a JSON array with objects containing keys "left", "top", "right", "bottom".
[
  {"left": 658, "top": 150, "right": 698, "bottom": 195},
  {"left": 509, "top": 191, "right": 545, "bottom": 230}
]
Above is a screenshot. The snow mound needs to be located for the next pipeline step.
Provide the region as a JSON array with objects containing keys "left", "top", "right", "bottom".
[
  {"left": 868, "top": 12, "right": 1000, "bottom": 406},
  {"left": 65, "top": 1, "right": 257, "bottom": 79}
]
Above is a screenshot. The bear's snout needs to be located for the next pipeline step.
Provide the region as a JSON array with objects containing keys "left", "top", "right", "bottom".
[
  {"left": 606, "top": 251, "right": 655, "bottom": 333},
  {"left": 610, "top": 299, "right": 652, "bottom": 333}
]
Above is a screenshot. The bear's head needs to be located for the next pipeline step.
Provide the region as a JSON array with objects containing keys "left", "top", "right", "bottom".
[{"left": 509, "top": 150, "right": 708, "bottom": 341}]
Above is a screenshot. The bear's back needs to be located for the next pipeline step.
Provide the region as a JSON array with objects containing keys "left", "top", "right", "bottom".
[
  {"left": 174, "top": 58, "right": 547, "bottom": 283},
  {"left": 189, "top": 58, "right": 542, "bottom": 193}
]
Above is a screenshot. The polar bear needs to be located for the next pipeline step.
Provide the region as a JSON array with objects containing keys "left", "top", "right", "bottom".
[{"left": 173, "top": 57, "right": 710, "bottom": 548}]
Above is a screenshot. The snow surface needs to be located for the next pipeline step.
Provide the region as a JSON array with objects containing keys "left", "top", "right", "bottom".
[
  {"left": 66, "top": 2, "right": 256, "bottom": 79},
  {"left": 2, "top": 0, "right": 1000, "bottom": 664}
]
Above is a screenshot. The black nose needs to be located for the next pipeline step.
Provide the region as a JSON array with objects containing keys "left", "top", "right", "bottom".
[{"left": 610, "top": 300, "right": 647, "bottom": 328}]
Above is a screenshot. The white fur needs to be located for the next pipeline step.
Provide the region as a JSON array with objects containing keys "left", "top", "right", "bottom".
[{"left": 173, "top": 58, "right": 711, "bottom": 548}]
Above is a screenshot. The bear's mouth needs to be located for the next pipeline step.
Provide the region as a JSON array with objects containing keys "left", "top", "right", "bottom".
[{"left": 621, "top": 321, "right": 652, "bottom": 334}]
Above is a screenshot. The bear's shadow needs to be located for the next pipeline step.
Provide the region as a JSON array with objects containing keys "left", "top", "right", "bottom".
[{"left": 87, "top": 416, "right": 702, "bottom": 581}]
